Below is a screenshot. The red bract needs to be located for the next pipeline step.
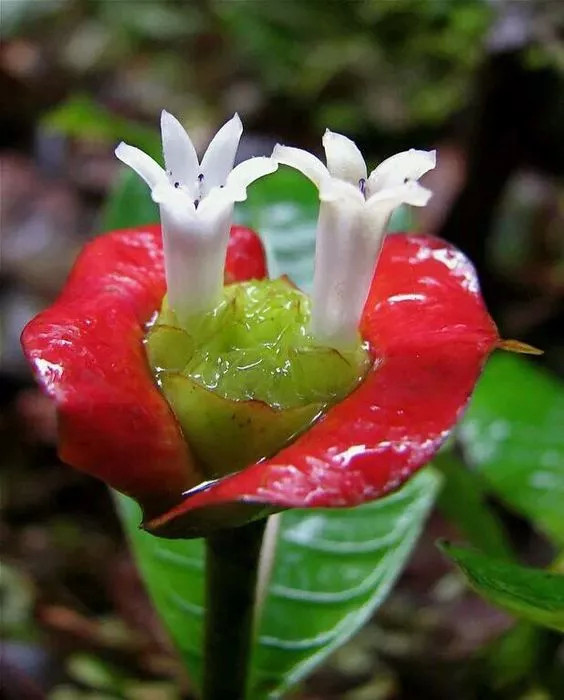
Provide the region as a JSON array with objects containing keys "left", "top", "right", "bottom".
[
  {"left": 22, "top": 225, "right": 498, "bottom": 533},
  {"left": 21, "top": 225, "right": 266, "bottom": 518}
]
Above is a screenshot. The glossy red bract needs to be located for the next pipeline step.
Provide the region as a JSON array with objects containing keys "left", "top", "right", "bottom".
[
  {"left": 22, "top": 225, "right": 498, "bottom": 532},
  {"left": 150, "top": 233, "right": 498, "bottom": 531},
  {"left": 21, "top": 224, "right": 267, "bottom": 517}
]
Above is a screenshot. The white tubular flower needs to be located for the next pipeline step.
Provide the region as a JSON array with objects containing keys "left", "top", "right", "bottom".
[
  {"left": 273, "top": 131, "right": 435, "bottom": 350},
  {"left": 115, "top": 111, "right": 277, "bottom": 323}
]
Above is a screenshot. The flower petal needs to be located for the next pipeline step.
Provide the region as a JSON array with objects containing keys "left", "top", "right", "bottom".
[
  {"left": 309, "top": 199, "right": 377, "bottom": 350},
  {"left": 366, "top": 181, "right": 433, "bottom": 216},
  {"left": 226, "top": 156, "right": 278, "bottom": 191},
  {"left": 272, "top": 144, "right": 330, "bottom": 189},
  {"left": 115, "top": 142, "right": 168, "bottom": 190},
  {"left": 147, "top": 234, "right": 498, "bottom": 536},
  {"left": 318, "top": 176, "right": 365, "bottom": 207},
  {"left": 151, "top": 181, "right": 197, "bottom": 221},
  {"left": 367, "top": 149, "right": 436, "bottom": 196},
  {"left": 196, "top": 186, "right": 240, "bottom": 217},
  {"left": 199, "top": 157, "right": 279, "bottom": 214},
  {"left": 322, "top": 129, "right": 367, "bottom": 185},
  {"left": 160, "top": 110, "right": 200, "bottom": 198},
  {"left": 21, "top": 224, "right": 268, "bottom": 519},
  {"left": 199, "top": 113, "right": 243, "bottom": 195},
  {"left": 154, "top": 182, "right": 232, "bottom": 320}
]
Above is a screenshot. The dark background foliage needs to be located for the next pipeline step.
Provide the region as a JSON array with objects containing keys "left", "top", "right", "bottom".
[{"left": 1, "top": 1, "right": 563, "bottom": 698}]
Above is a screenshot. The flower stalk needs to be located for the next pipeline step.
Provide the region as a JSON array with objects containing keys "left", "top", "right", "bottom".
[{"left": 203, "top": 518, "right": 266, "bottom": 700}]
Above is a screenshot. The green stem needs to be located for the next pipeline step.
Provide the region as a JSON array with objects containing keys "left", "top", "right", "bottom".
[{"left": 203, "top": 518, "right": 266, "bottom": 700}]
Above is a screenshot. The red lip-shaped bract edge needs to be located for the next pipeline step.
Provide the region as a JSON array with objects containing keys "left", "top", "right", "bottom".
[
  {"left": 21, "top": 224, "right": 266, "bottom": 518},
  {"left": 22, "top": 225, "right": 498, "bottom": 534}
]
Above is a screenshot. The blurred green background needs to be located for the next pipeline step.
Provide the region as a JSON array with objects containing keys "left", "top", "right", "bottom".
[{"left": 1, "top": 1, "right": 563, "bottom": 698}]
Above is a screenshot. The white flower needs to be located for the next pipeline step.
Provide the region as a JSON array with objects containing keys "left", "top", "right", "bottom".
[
  {"left": 115, "top": 111, "right": 277, "bottom": 323},
  {"left": 273, "top": 131, "right": 436, "bottom": 350}
]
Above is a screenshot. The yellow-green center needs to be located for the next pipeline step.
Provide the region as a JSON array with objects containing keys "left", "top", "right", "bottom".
[{"left": 145, "top": 279, "right": 370, "bottom": 478}]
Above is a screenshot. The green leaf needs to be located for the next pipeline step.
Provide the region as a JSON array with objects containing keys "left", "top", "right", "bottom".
[
  {"left": 101, "top": 170, "right": 158, "bottom": 231},
  {"left": 66, "top": 653, "right": 127, "bottom": 693},
  {"left": 45, "top": 96, "right": 161, "bottom": 232},
  {"left": 115, "top": 494, "right": 206, "bottom": 688},
  {"left": 1, "top": 0, "right": 65, "bottom": 38},
  {"left": 434, "top": 451, "right": 513, "bottom": 561},
  {"left": 440, "top": 542, "right": 564, "bottom": 633},
  {"left": 481, "top": 622, "right": 546, "bottom": 690},
  {"left": 458, "top": 354, "right": 564, "bottom": 545},
  {"left": 116, "top": 469, "right": 440, "bottom": 699},
  {"left": 42, "top": 95, "right": 160, "bottom": 156},
  {"left": 248, "top": 469, "right": 440, "bottom": 699}
]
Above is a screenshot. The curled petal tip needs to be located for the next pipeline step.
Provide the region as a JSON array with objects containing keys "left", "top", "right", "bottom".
[
  {"left": 208, "top": 157, "right": 277, "bottom": 211},
  {"left": 271, "top": 144, "right": 329, "bottom": 188},
  {"left": 414, "top": 148, "right": 437, "bottom": 173},
  {"left": 115, "top": 141, "right": 136, "bottom": 162},
  {"left": 405, "top": 147, "right": 436, "bottom": 171},
  {"left": 114, "top": 141, "right": 166, "bottom": 190},
  {"left": 406, "top": 181, "right": 433, "bottom": 206},
  {"left": 322, "top": 129, "right": 367, "bottom": 184}
]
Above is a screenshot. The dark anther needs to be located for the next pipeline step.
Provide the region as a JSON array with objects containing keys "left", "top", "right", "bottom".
[
  {"left": 194, "top": 199, "right": 200, "bottom": 209},
  {"left": 198, "top": 173, "right": 204, "bottom": 181},
  {"left": 174, "top": 182, "right": 180, "bottom": 188},
  {"left": 359, "top": 178, "right": 366, "bottom": 196},
  {"left": 404, "top": 177, "right": 409, "bottom": 184}
]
